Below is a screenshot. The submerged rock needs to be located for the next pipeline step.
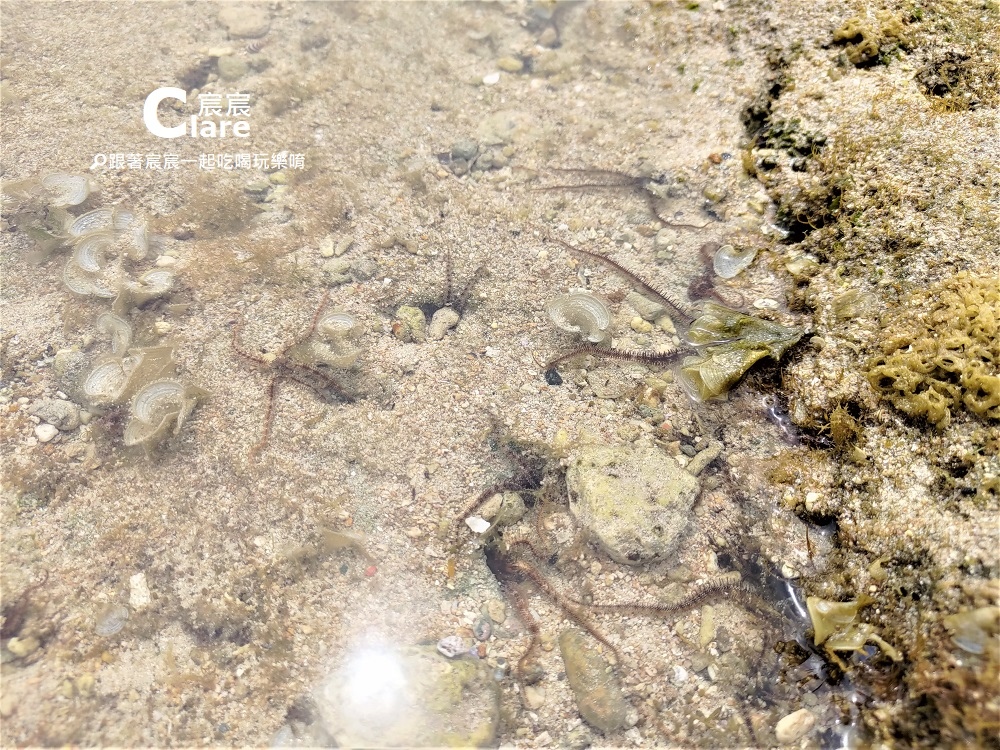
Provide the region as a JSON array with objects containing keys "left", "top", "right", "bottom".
[
  {"left": 313, "top": 644, "right": 500, "bottom": 747},
  {"left": 566, "top": 446, "right": 700, "bottom": 564},
  {"left": 560, "top": 628, "right": 629, "bottom": 733}
]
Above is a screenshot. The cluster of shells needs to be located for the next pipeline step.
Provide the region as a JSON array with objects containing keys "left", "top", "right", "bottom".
[{"left": 4, "top": 173, "right": 206, "bottom": 452}]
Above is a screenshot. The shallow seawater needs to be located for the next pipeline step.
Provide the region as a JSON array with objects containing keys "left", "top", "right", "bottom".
[{"left": 4, "top": 1, "right": 994, "bottom": 748}]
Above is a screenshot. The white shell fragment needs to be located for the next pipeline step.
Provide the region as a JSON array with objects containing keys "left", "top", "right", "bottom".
[
  {"left": 128, "top": 572, "right": 152, "bottom": 610},
  {"left": 437, "top": 635, "right": 467, "bottom": 658},
  {"left": 41, "top": 173, "right": 92, "bottom": 207},
  {"left": 546, "top": 291, "right": 612, "bottom": 343},
  {"left": 713, "top": 244, "right": 758, "bottom": 279},
  {"left": 465, "top": 515, "right": 492, "bottom": 534},
  {"left": 94, "top": 604, "right": 129, "bottom": 636}
]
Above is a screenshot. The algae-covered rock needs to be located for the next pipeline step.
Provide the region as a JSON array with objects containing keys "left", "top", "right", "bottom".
[
  {"left": 867, "top": 272, "right": 1000, "bottom": 429},
  {"left": 559, "top": 628, "right": 629, "bottom": 734},
  {"left": 566, "top": 446, "right": 700, "bottom": 565},
  {"left": 313, "top": 644, "right": 500, "bottom": 747}
]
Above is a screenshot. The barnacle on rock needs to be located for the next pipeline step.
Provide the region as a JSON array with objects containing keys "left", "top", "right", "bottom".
[{"left": 546, "top": 291, "right": 612, "bottom": 344}]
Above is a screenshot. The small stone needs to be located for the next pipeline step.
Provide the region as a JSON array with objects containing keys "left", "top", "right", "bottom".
[
  {"left": 153, "top": 321, "right": 172, "bottom": 336},
  {"left": 207, "top": 46, "right": 235, "bottom": 58},
  {"left": 0, "top": 690, "right": 17, "bottom": 717},
  {"left": 75, "top": 673, "right": 95, "bottom": 697},
  {"left": 473, "top": 617, "right": 493, "bottom": 642},
  {"left": 482, "top": 72, "right": 501, "bottom": 86},
  {"left": 335, "top": 236, "right": 354, "bottom": 256},
  {"left": 218, "top": 5, "right": 270, "bottom": 38},
  {"left": 566, "top": 446, "right": 701, "bottom": 565},
  {"left": 437, "top": 635, "right": 466, "bottom": 658},
  {"left": 319, "top": 236, "right": 336, "bottom": 258},
  {"left": 217, "top": 55, "right": 248, "bottom": 81},
  {"left": 560, "top": 628, "right": 629, "bottom": 733},
  {"left": 630, "top": 316, "right": 653, "bottom": 334},
  {"left": 775, "top": 708, "right": 816, "bottom": 744},
  {"left": 497, "top": 56, "right": 524, "bottom": 73},
  {"left": 155, "top": 255, "right": 177, "bottom": 267},
  {"left": 29, "top": 398, "right": 80, "bottom": 431},
  {"left": 625, "top": 291, "right": 666, "bottom": 322},
  {"left": 522, "top": 684, "right": 546, "bottom": 709},
  {"left": 129, "top": 572, "right": 151, "bottom": 611},
  {"left": 487, "top": 600, "right": 507, "bottom": 624},
  {"left": 34, "top": 423, "right": 59, "bottom": 443},
  {"left": 393, "top": 305, "right": 427, "bottom": 343},
  {"left": 450, "top": 140, "right": 479, "bottom": 162},
  {"left": 537, "top": 26, "right": 559, "bottom": 47},
  {"left": 686, "top": 439, "right": 723, "bottom": 477},
  {"left": 6, "top": 636, "right": 40, "bottom": 658},
  {"left": 428, "top": 307, "right": 461, "bottom": 340}
]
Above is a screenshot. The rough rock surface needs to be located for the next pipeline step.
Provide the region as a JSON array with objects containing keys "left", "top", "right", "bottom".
[
  {"left": 566, "top": 446, "right": 700, "bottom": 565},
  {"left": 560, "top": 628, "right": 630, "bottom": 734}
]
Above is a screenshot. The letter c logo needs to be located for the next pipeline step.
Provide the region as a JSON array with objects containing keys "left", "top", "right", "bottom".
[{"left": 144, "top": 87, "right": 187, "bottom": 138}]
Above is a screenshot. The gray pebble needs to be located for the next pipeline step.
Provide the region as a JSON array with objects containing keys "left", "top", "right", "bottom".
[
  {"left": 451, "top": 140, "right": 479, "bottom": 162},
  {"left": 437, "top": 635, "right": 466, "bottom": 658},
  {"left": 29, "top": 398, "right": 81, "bottom": 431}
]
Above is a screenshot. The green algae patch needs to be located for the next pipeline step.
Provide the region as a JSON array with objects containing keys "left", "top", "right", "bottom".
[{"left": 867, "top": 272, "right": 1000, "bottom": 429}]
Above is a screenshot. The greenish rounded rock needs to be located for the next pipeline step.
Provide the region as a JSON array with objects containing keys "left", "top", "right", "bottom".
[
  {"left": 566, "top": 446, "right": 700, "bottom": 564},
  {"left": 217, "top": 55, "right": 248, "bottom": 81},
  {"left": 560, "top": 628, "right": 629, "bottom": 734}
]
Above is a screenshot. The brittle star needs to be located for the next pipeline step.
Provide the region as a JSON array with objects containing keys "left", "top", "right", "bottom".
[
  {"left": 531, "top": 166, "right": 710, "bottom": 230},
  {"left": 231, "top": 290, "right": 352, "bottom": 458}
]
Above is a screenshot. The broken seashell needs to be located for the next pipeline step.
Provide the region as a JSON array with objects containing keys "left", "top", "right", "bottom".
[
  {"left": 97, "top": 312, "right": 133, "bottom": 355},
  {"left": 713, "top": 244, "right": 757, "bottom": 279}
]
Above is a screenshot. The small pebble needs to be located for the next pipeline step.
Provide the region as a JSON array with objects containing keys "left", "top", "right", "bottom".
[
  {"left": 319, "top": 236, "right": 336, "bottom": 258},
  {"left": 34, "top": 423, "right": 59, "bottom": 443},
  {"left": 75, "top": 673, "right": 95, "bottom": 696},
  {"left": 482, "top": 72, "right": 500, "bottom": 86},
  {"left": 437, "top": 635, "right": 466, "bottom": 658},
  {"left": 129, "top": 572, "right": 151, "bottom": 610},
  {"left": 155, "top": 255, "right": 177, "bottom": 267},
  {"left": 153, "top": 321, "right": 172, "bottom": 336},
  {"left": 6, "top": 636, "right": 40, "bottom": 658},
  {"left": 522, "top": 684, "right": 546, "bottom": 710},
  {"left": 497, "top": 56, "right": 524, "bottom": 73},
  {"left": 487, "top": 600, "right": 507, "bottom": 624},
  {"left": 775, "top": 708, "right": 816, "bottom": 744},
  {"left": 473, "top": 616, "right": 493, "bottom": 641},
  {"left": 364, "top": 565, "right": 378, "bottom": 577}
]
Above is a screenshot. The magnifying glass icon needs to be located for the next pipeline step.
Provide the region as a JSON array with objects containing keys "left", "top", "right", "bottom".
[{"left": 89, "top": 153, "right": 107, "bottom": 170}]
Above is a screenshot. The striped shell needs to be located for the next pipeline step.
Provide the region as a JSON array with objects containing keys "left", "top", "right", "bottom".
[
  {"left": 63, "top": 259, "right": 120, "bottom": 298},
  {"left": 73, "top": 230, "right": 114, "bottom": 273},
  {"left": 41, "top": 173, "right": 92, "bottom": 207},
  {"left": 97, "top": 313, "right": 133, "bottom": 355},
  {"left": 546, "top": 292, "right": 612, "bottom": 343},
  {"left": 82, "top": 358, "right": 130, "bottom": 404}
]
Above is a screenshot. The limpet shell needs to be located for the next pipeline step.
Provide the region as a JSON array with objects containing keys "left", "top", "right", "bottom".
[
  {"left": 63, "top": 258, "right": 120, "bottom": 298},
  {"left": 41, "top": 173, "right": 92, "bottom": 207},
  {"left": 69, "top": 208, "right": 115, "bottom": 238},
  {"left": 546, "top": 291, "right": 612, "bottom": 344},
  {"left": 712, "top": 244, "right": 757, "bottom": 279},
  {"left": 82, "top": 358, "right": 130, "bottom": 404}
]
